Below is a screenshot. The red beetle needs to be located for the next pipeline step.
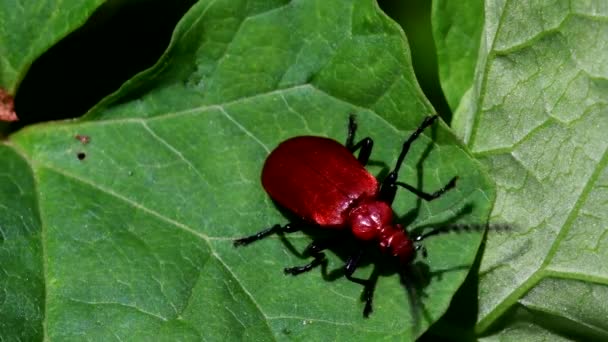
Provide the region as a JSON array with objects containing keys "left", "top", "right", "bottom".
[{"left": 234, "top": 115, "right": 457, "bottom": 316}]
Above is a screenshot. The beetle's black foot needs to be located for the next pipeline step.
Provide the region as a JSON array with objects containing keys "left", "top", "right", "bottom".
[
  {"left": 284, "top": 253, "right": 326, "bottom": 275},
  {"left": 233, "top": 238, "right": 252, "bottom": 247},
  {"left": 284, "top": 266, "right": 307, "bottom": 275},
  {"left": 444, "top": 176, "right": 458, "bottom": 192},
  {"left": 362, "top": 281, "right": 375, "bottom": 318},
  {"left": 233, "top": 224, "right": 301, "bottom": 247},
  {"left": 363, "top": 302, "right": 373, "bottom": 318}
]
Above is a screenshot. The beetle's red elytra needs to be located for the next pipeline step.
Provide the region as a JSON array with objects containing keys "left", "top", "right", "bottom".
[
  {"left": 262, "top": 136, "right": 378, "bottom": 228},
  {"left": 234, "top": 115, "right": 458, "bottom": 317}
]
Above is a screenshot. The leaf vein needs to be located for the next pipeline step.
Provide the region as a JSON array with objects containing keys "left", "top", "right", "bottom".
[
  {"left": 37, "top": 165, "right": 209, "bottom": 242},
  {"left": 210, "top": 250, "right": 276, "bottom": 341}
]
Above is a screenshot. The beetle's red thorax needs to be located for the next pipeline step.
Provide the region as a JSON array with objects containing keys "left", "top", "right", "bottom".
[
  {"left": 347, "top": 200, "right": 393, "bottom": 240},
  {"left": 262, "top": 136, "right": 378, "bottom": 227}
]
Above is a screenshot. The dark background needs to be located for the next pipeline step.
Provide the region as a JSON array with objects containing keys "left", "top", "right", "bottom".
[{"left": 13, "top": 0, "right": 449, "bottom": 128}]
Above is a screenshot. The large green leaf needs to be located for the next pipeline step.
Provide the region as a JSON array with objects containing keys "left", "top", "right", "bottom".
[
  {"left": 0, "top": 145, "right": 44, "bottom": 339},
  {"left": 434, "top": 0, "right": 608, "bottom": 339},
  {"left": 432, "top": 0, "right": 483, "bottom": 111},
  {"left": 1, "top": 0, "right": 494, "bottom": 340}
]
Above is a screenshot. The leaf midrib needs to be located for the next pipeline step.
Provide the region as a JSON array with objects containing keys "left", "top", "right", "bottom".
[{"left": 476, "top": 145, "right": 608, "bottom": 333}]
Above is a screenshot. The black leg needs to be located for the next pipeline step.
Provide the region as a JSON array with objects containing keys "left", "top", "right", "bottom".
[
  {"left": 392, "top": 115, "right": 438, "bottom": 175},
  {"left": 233, "top": 223, "right": 299, "bottom": 247},
  {"left": 379, "top": 115, "right": 440, "bottom": 204},
  {"left": 345, "top": 115, "right": 374, "bottom": 165},
  {"left": 361, "top": 267, "right": 380, "bottom": 317},
  {"left": 342, "top": 249, "right": 378, "bottom": 318},
  {"left": 283, "top": 252, "right": 327, "bottom": 275},
  {"left": 284, "top": 239, "right": 333, "bottom": 275},
  {"left": 345, "top": 115, "right": 357, "bottom": 148},
  {"left": 344, "top": 249, "right": 364, "bottom": 278},
  {"left": 395, "top": 176, "right": 458, "bottom": 201}
]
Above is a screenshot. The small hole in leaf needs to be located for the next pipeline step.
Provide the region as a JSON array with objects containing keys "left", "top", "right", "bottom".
[{"left": 77, "top": 152, "right": 86, "bottom": 160}]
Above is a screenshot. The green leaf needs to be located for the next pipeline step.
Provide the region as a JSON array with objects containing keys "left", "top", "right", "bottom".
[
  {"left": 0, "top": 0, "right": 104, "bottom": 92},
  {"left": 0, "top": 145, "right": 44, "bottom": 339},
  {"left": 432, "top": 0, "right": 484, "bottom": 111},
  {"left": 435, "top": 0, "right": 608, "bottom": 339},
  {"left": 3, "top": 0, "right": 494, "bottom": 340}
]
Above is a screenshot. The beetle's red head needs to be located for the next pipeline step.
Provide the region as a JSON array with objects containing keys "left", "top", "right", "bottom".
[
  {"left": 348, "top": 200, "right": 417, "bottom": 265},
  {"left": 379, "top": 224, "right": 417, "bottom": 265}
]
